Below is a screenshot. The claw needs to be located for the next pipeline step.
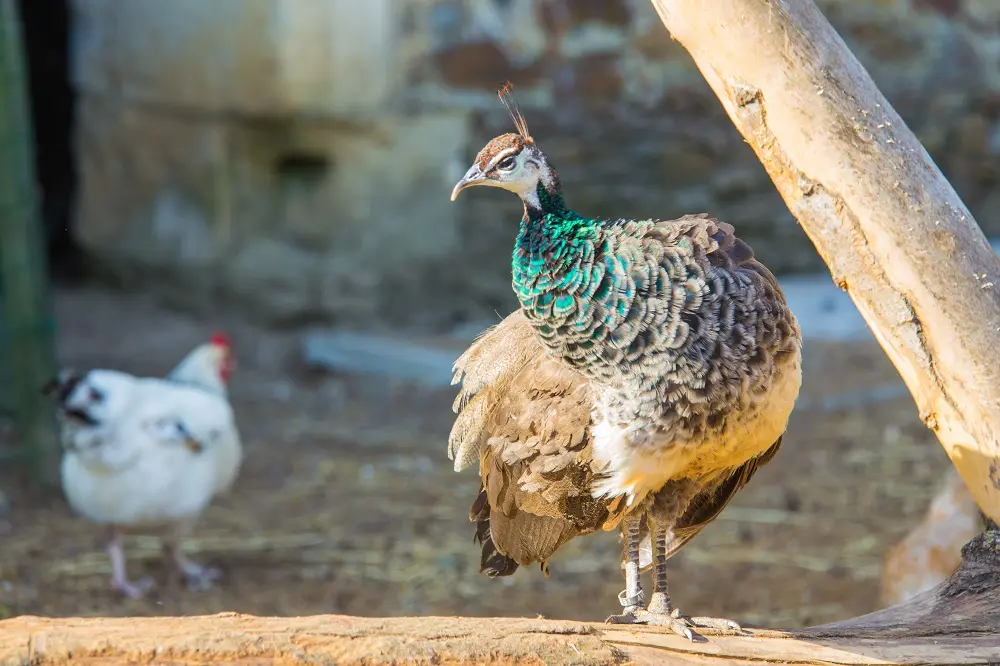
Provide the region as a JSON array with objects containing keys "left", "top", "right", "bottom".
[
  {"left": 605, "top": 606, "right": 743, "bottom": 642},
  {"left": 677, "top": 625, "right": 696, "bottom": 641},
  {"left": 604, "top": 607, "right": 706, "bottom": 641},
  {"left": 605, "top": 611, "right": 638, "bottom": 624},
  {"left": 687, "top": 615, "right": 743, "bottom": 632}
]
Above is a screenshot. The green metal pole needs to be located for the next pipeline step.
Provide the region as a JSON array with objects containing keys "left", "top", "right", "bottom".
[{"left": 0, "top": 0, "right": 60, "bottom": 487}]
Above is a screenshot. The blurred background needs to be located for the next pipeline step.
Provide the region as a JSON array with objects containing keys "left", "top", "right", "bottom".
[{"left": 0, "top": 0, "right": 997, "bottom": 627}]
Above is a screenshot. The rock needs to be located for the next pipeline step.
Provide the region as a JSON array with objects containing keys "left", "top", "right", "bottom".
[
  {"left": 226, "top": 240, "right": 319, "bottom": 325},
  {"left": 302, "top": 330, "right": 461, "bottom": 388},
  {"left": 71, "top": 0, "right": 395, "bottom": 115},
  {"left": 70, "top": 0, "right": 1000, "bottom": 327},
  {"left": 75, "top": 97, "right": 226, "bottom": 270},
  {"left": 75, "top": 94, "right": 473, "bottom": 325}
]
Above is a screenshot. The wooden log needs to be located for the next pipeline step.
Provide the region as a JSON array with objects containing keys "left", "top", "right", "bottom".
[
  {"left": 1, "top": 531, "right": 997, "bottom": 665},
  {"left": 646, "top": 0, "right": 1000, "bottom": 523}
]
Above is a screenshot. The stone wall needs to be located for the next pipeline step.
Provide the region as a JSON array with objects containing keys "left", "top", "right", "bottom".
[{"left": 71, "top": 0, "right": 1000, "bottom": 328}]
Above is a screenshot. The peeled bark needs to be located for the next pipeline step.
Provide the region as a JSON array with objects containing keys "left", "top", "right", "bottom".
[{"left": 647, "top": 0, "right": 1000, "bottom": 523}]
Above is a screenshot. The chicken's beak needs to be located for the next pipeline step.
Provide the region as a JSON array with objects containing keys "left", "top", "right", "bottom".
[{"left": 450, "top": 164, "right": 486, "bottom": 202}]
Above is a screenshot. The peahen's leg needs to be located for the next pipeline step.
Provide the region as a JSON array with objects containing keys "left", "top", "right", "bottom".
[
  {"left": 606, "top": 480, "right": 745, "bottom": 640},
  {"left": 605, "top": 514, "right": 645, "bottom": 622},
  {"left": 644, "top": 525, "right": 743, "bottom": 640},
  {"left": 606, "top": 521, "right": 742, "bottom": 639},
  {"left": 107, "top": 529, "right": 154, "bottom": 598}
]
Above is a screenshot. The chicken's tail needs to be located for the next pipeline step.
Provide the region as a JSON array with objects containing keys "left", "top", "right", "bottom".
[{"left": 41, "top": 369, "right": 83, "bottom": 403}]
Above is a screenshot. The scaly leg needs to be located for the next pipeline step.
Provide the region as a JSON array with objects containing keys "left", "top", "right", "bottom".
[
  {"left": 606, "top": 521, "right": 743, "bottom": 640},
  {"left": 605, "top": 514, "right": 645, "bottom": 622},
  {"left": 107, "top": 529, "right": 154, "bottom": 599},
  {"left": 644, "top": 525, "right": 743, "bottom": 640}
]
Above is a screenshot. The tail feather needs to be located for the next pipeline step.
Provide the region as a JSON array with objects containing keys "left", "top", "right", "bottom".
[
  {"left": 41, "top": 370, "right": 83, "bottom": 402},
  {"left": 470, "top": 486, "right": 520, "bottom": 577},
  {"left": 42, "top": 370, "right": 102, "bottom": 426}
]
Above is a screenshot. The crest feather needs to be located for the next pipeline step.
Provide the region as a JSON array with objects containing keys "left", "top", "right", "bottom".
[{"left": 498, "top": 81, "right": 531, "bottom": 142}]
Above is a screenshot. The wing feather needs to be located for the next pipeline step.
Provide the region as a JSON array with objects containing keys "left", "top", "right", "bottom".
[{"left": 449, "top": 311, "right": 627, "bottom": 576}]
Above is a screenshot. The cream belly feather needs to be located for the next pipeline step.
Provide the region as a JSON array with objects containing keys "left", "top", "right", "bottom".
[{"left": 591, "top": 346, "right": 802, "bottom": 505}]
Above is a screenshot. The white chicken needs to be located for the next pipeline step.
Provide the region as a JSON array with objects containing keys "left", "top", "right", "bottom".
[{"left": 43, "top": 333, "right": 242, "bottom": 598}]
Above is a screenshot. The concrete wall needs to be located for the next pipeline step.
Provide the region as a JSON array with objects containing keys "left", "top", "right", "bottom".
[{"left": 70, "top": 0, "right": 1000, "bottom": 327}]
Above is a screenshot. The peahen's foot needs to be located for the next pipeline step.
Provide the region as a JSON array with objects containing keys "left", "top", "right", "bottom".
[
  {"left": 604, "top": 588, "right": 647, "bottom": 627},
  {"left": 606, "top": 591, "right": 743, "bottom": 642},
  {"left": 112, "top": 574, "right": 155, "bottom": 599}
]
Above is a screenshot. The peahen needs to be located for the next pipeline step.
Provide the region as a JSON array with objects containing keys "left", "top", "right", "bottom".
[{"left": 447, "top": 82, "right": 803, "bottom": 639}]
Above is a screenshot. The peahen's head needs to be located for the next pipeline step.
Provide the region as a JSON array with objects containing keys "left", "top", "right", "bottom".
[{"left": 450, "top": 82, "right": 561, "bottom": 212}]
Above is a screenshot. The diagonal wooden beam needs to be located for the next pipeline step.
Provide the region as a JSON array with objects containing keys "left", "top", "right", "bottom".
[{"left": 647, "top": 0, "right": 1000, "bottom": 522}]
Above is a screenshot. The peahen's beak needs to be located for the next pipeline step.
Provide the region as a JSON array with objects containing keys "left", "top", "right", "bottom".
[{"left": 450, "top": 164, "right": 486, "bottom": 201}]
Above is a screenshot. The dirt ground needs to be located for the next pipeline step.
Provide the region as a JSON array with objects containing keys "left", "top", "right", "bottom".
[{"left": 0, "top": 285, "right": 955, "bottom": 629}]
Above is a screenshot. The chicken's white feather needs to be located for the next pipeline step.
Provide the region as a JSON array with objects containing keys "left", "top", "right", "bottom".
[{"left": 57, "top": 339, "right": 242, "bottom": 530}]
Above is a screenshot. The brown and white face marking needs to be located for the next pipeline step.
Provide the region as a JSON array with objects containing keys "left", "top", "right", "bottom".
[{"left": 450, "top": 82, "right": 557, "bottom": 209}]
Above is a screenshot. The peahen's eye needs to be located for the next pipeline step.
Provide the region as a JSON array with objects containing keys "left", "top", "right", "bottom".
[{"left": 497, "top": 156, "right": 517, "bottom": 171}]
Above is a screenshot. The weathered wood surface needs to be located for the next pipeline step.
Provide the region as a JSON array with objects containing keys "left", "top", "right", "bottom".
[
  {"left": 0, "top": 614, "right": 996, "bottom": 665},
  {"left": 648, "top": 0, "right": 1000, "bottom": 523},
  {"left": 2, "top": 532, "right": 998, "bottom": 665}
]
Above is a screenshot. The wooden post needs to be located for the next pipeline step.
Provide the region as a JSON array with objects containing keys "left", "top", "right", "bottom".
[
  {"left": 647, "top": 0, "right": 1000, "bottom": 522},
  {"left": 0, "top": 0, "right": 60, "bottom": 486}
]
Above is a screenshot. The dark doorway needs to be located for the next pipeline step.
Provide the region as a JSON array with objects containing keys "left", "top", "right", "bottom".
[{"left": 17, "top": 0, "right": 81, "bottom": 282}]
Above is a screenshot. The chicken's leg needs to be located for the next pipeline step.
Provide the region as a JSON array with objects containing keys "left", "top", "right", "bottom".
[
  {"left": 164, "top": 540, "right": 221, "bottom": 591},
  {"left": 107, "top": 530, "right": 154, "bottom": 598}
]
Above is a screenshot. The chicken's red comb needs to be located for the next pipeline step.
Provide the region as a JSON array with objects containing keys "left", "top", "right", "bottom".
[{"left": 210, "top": 331, "right": 231, "bottom": 348}]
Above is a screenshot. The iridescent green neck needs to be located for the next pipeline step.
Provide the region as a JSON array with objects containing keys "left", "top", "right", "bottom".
[
  {"left": 533, "top": 179, "right": 566, "bottom": 216},
  {"left": 512, "top": 182, "right": 602, "bottom": 318}
]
